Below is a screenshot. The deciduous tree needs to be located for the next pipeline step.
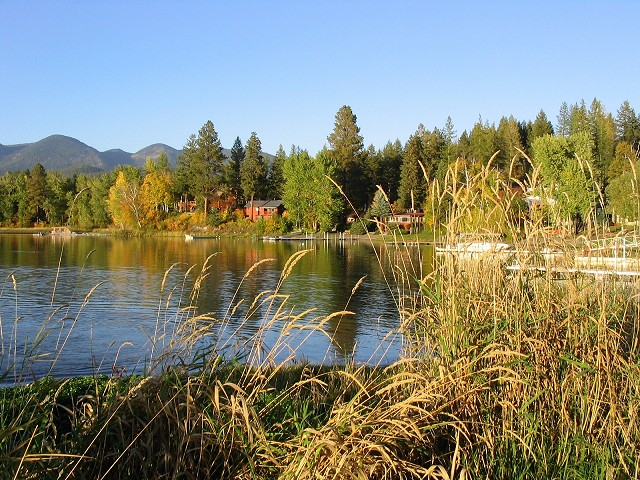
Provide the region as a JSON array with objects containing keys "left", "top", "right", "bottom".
[
  {"left": 27, "top": 163, "right": 48, "bottom": 225},
  {"left": 606, "top": 159, "right": 640, "bottom": 222},
  {"left": 107, "top": 167, "right": 144, "bottom": 229},
  {"left": 44, "top": 172, "right": 72, "bottom": 225},
  {"left": 282, "top": 146, "right": 342, "bottom": 231}
]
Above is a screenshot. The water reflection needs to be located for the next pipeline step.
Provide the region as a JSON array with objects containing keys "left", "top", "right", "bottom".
[{"left": 0, "top": 234, "right": 431, "bottom": 383}]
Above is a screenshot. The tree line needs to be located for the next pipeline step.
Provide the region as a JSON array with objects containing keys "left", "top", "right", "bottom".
[{"left": 1, "top": 98, "right": 639, "bottom": 233}]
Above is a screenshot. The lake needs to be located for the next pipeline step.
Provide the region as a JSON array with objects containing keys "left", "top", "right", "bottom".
[{"left": 0, "top": 234, "right": 432, "bottom": 384}]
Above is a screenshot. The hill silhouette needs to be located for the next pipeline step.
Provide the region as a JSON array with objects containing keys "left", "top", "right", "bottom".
[{"left": 0, "top": 135, "right": 182, "bottom": 174}]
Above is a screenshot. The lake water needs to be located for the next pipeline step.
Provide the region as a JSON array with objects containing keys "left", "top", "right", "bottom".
[{"left": 0, "top": 234, "right": 432, "bottom": 384}]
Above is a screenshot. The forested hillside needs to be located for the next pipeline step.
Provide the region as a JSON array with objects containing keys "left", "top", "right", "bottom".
[{"left": 0, "top": 135, "right": 182, "bottom": 174}]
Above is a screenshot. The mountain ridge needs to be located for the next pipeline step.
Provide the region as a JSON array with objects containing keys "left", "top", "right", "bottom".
[{"left": 0, "top": 135, "right": 183, "bottom": 174}]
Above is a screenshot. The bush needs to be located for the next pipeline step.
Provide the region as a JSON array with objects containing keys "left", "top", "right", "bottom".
[{"left": 349, "top": 218, "right": 369, "bottom": 235}]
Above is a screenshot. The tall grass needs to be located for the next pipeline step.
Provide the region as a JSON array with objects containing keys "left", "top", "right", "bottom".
[{"left": 1, "top": 158, "right": 639, "bottom": 478}]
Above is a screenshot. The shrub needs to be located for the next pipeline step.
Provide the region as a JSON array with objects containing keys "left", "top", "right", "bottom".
[{"left": 348, "top": 218, "right": 369, "bottom": 235}]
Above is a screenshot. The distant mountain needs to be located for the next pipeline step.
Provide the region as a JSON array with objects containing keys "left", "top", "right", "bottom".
[
  {"left": 0, "top": 135, "right": 183, "bottom": 174},
  {"left": 100, "top": 149, "right": 136, "bottom": 170},
  {"left": 0, "top": 135, "right": 274, "bottom": 174},
  {"left": 131, "top": 143, "right": 182, "bottom": 167}
]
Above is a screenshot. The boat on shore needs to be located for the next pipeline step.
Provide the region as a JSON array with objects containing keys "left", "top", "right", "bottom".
[
  {"left": 33, "top": 226, "right": 76, "bottom": 237},
  {"left": 185, "top": 234, "right": 220, "bottom": 240},
  {"left": 50, "top": 226, "right": 74, "bottom": 236},
  {"left": 435, "top": 233, "right": 514, "bottom": 260}
]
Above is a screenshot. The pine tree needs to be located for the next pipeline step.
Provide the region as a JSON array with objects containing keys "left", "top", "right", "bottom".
[
  {"left": 224, "top": 136, "right": 244, "bottom": 202},
  {"left": 241, "top": 132, "right": 267, "bottom": 218},
  {"left": 327, "top": 105, "right": 370, "bottom": 212},
  {"left": 556, "top": 102, "right": 571, "bottom": 137},
  {"left": 588, "top": 98, "right": 615, "bottom": 186},
  {"left": 368, "top": 189, "right": 392, "bottom": 233},
  {"left": 175, "top": 121, "right": 226, "bottom": 216},
  {"left": 531, "top": 110, "right": 554, "bottom": 140},
  {"left": 268, "top": 145, "right": 286, "bottom": 199},
  {"left": 569, "top": 100, "right": 590, "bottom": 136},
  {"left": 421, "top": 127, "right": 445, "bottom": 180},
  {"left": 436, "top": 117, "right": 456, "bottom": 180},
  {"left": 615, "top": 100, "right": 640, "bottom": 147},
  {"left": 468, "top": 118, "right": 498, "bottom": 167},
  {"left": 397, "top": 132, "right": 426, "bottom": 211},
  {"left": 379, "top": 140, "right": 404, "bottom": 203}
]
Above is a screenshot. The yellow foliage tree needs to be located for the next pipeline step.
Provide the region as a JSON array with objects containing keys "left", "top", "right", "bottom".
[{"left": 108, "top": 169, "right": 143, "bottom": 229}]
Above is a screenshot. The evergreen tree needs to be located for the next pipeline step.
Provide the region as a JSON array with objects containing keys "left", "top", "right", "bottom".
[
  {"left": 240, "top": 132, "right": 267, "bottom": 217},
  {"left": 442, "top": 116, "right": 457, "bottom": 145},
  {"left": 365, "top": 144, "right": 381, "bottom": 189},
  {"left": 156, "top": 151, "right": 171, "bottom": 171},
  {"left": 569, "top": 100, "right": 590, "bottom": 136},
  {"left": 268, "top": 144, "right": 286, "bottom": 199},
  {"left": 436, "top": 117, "right": 457, "bottom": 180},
  {"left": 327, "top": 105, "right": 369, "bottom": 212},
  {"left": 421, "top": 127, "right": 445, "bottom": 180},
  {"left": 556, "top": 101, "right": 571, "bottom": 137},
  {"left": 397, "top": 131, "right": 426, "bottom": 211},
  {"left": 368, "top": 188, "right": 392, "bottom": 233},
  {"left": 496, "top": 116, "right": 525, "bottom": 173},
  {"left": 468, "top": 118, "right": 498, "bottom": 167},
  {"left": 379, "top": 140, "right": 404, "bottom": 203},
  {"left": 615, "top": 100, "right": 640, "bottom": 147},
  {"left": 224, "top": 136, "right": 245, "bottom": 202},
  {"left": 588, "top": 98, "right": 615, "bottom": 187},
  {"left": 456, "top": 130, "right": 471, "bottom": 161},
  {"left": 175, "top": 120, "right": 226, "bottom": 216},
  {"left": 530, "top": 110, "right": 554, "bottom": 140}
]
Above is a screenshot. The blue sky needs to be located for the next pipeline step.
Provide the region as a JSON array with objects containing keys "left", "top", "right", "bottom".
[{"left": 1, "top": 1, "right": 639, "bottom": 155}]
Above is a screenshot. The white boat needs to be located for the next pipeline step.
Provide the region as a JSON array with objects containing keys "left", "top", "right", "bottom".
[
  {"left": 50, "top": 226, "right": 74, "bottom": 236},
  {"left": 436, "top": 241, "right": 511, "bottom": 253},
  {"left": 435, "top": 241, "right": 514, "bottom": 262}
]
